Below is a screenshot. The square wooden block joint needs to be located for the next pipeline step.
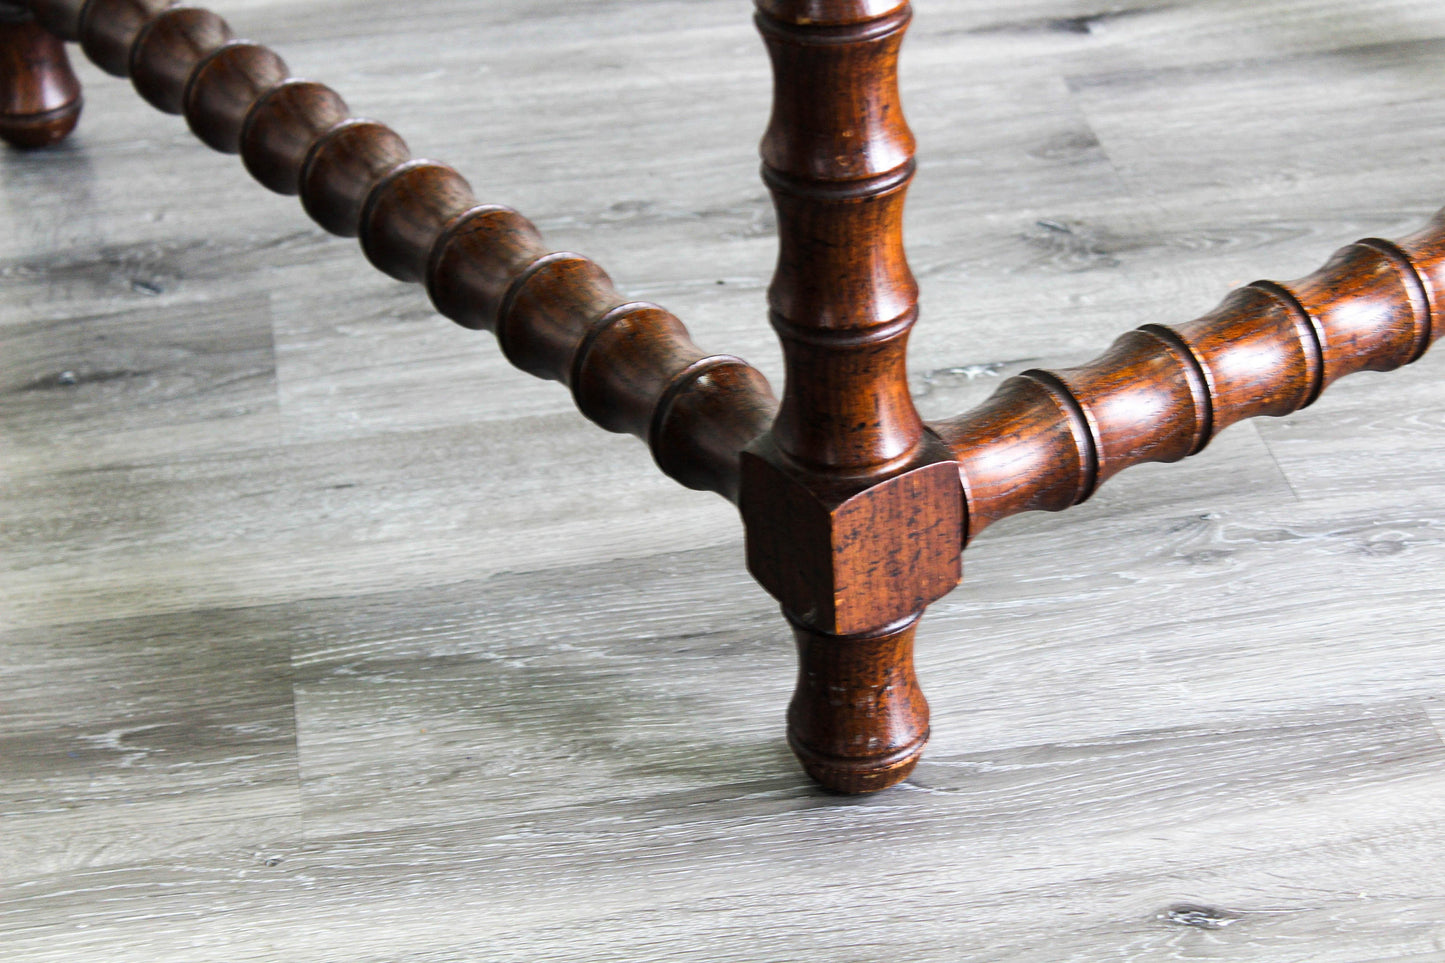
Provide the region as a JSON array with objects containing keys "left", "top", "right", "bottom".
[{"left": 740, "top": 434, "right": 964, "bottom": 636}]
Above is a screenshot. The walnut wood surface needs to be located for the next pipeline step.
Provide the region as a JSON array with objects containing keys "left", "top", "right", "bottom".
[
  {"left": 25, "top": 0, "right": 82, "bottom": 39},
  {"left": 239, "top": 79, "right": 347, "bottom": 194},
  {"left": 934, "top": 218, "right": 1444, "bottom": 543},
  {"left": 77, "top": 0, "right": 167, "bottom": 77},
  {"left": 740, "top": 0, "right": 960, "bottom": 791},
  {"left": 785, "top": 613, "right": 929, "bottom": 794},
  {"left": 8, "top": 0, "right": 1444, "bottom": 801},
  {"left": 183, "top": 41, "right": 287, "bottom": 152},
  {"left": 23, "top": 0, "right": 777, "bottom": 504},
  {"left": 5, "top": 2, "right": 1445, "bottom": 952},
  {"left": 298, "top": 119, "right": 408, "bottom": 237},
  {"left": 0, "top": 7, "right": 80, "bottom": 148},
  {"left": 129, "top": 6, "right": 232, "bottom": 113}
]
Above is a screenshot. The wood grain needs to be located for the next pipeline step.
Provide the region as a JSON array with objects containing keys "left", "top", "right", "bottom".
[
  {"left": 741, "top": 0, "right": 962, "bottom": 790},
  {"left": 932, "top": 218, "right": 1444, "bottom": 542},
  {"left": 2, "top": 0, "right": 1444, "bottom": 958},
  {"left": 0, "top": 10, "right": 81, "bottom": 148}
]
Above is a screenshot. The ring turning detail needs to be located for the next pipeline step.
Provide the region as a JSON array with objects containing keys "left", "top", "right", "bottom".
[{"left": 3, "top": 0, "right": 1441, "bottom": 792}]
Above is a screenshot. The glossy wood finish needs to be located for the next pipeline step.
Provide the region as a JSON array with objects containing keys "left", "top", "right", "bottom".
[
  {"left": 239, "top": 79, "right": 347, "bottom": 194},
  {"left": 6, "top": 3, "right": 1445, "bottom": 955},
  {"left": 934, "top": 223, "right": 1444, "bottom": 543},
  {"left": 754, "top": 3, "right": 918, "bottom": 468},
  {"left": 786, "top": 614, "right": 930, "bottom": 794},
  {"left": 298, "top": 119, "right": 409, "bottom": 237},
  {"left": 0, "top": 4, "right": 79, "bottom": 149},
  {"left": 18, "top": 0, "right": 777, "bottom": 504},
  {"left": 183, "top": 41, "right": 288, "bottom": 152},
  {"left": 360, "top": 160, "right": 474, "bottom": 282},
  {"left": 6, "top": 0, "right": 1444, "bottom": 798},
  {"left": 739, "top": 0, "right": 962, "bottom": 791},
  {"left": 77, "top": 0, "right": 167, "bottom": 77},
  {"left": 129, "top": 6, "right": 232, "bottom": 113}
]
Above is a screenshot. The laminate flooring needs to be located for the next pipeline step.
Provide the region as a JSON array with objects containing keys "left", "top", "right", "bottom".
[{"left": 3, "top": 1, "right": 1445, "bottom": 960}]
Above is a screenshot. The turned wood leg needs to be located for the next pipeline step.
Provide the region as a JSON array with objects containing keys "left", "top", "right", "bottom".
[
  {"left": 787, "top": 615, "right": 929, "bottom": 793},
  {"left": 0, "top": 6, "right": 81, "bottom": 149},
  {"left": 744, "top": 1, "right": 964, "bottom": 792}
]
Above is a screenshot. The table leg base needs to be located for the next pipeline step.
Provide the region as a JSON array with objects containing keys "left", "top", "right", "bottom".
[{"left": 0, "top": 16, "right": 82, "bottom": 149}]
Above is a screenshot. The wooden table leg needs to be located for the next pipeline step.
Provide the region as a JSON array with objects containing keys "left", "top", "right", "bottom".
[
  {"left": 0, "top": 2, "right": 81, "bottom": 149},
  {"left": 741, "top": 1, "right": 965, "bottom": 793}
]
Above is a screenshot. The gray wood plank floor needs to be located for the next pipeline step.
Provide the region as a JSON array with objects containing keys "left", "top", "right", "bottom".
[{"left": 3, "top": 1, "right": 1445, "bottom": 959}]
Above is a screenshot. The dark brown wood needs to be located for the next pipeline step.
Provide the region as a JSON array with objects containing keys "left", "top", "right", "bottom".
[
  {"left": 648, "top": 361, "right": 777, "bottom": 502},
  {"left": 933, "top": 223, "right": 1443, "bottom": 543},
  {"left": 299, "top": 120, "right": 411, "bottom": 237},
  {"left": 27, "top": 0, "right": 777, "bottom": 504},
  {"left": 0, "top": 7, "right": 80, "bottom": 149},
  {"left": 427, "top": 205, "right": 548, "bottom": 330},
  {"left": 130, "top": 6, "right": 232, "bottom": 113},
  {"left": 183, "top": 41, "right": 287, "bottom": 152},
  {"left": 740, "top": 0, "right": 960, "bottom": 792},
  {"left": 573, "top": 305, "right": 731, "bottom": 436},
  {"left": 359, "top": 160, "right": 475, "bottom": 282},
  {"left": 498, "top": 255, "right": 622, "bottom": 379},
  {"left": 786, "top": 614, "right": 929, "bottom": 795},
  {"left": 10, "top": 0, "right": 1445, "bottom": 797},
  {"left": 78, "top": 0, "right": 168, "bottom": 77},
  {"left": 239, "top": 79, "right": 348, "bottom": 194},
  {"left": 25, "top": 0, "right": 82, "bottom": 40}
]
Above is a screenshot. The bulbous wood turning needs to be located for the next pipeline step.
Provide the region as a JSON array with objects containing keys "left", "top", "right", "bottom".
[
  {"left": 360, "top": 160, "right": 474, "bottom": 282},
  {"left": 240, "top": 79, "right": 347, "bottom": 194},
  {"left": 787, "top": 614, "right": 929, "bottom": 793},
  {"left": 23, "top": 0, "right": 777, "bottom": 504},
  {"left": 756, "top": 4, "right": 920, "bottom": 469},
  {"left": 0, "top": 7, "right": 81, "bottom": 148},
  {"left": 130, "top": 6, "right": 232, "bottom": 112},
  {"left": 15, "top": 0, "right": 1445, "bottom": 798},
  {"left": 78, "top": 0, "right": 168, "bottom": 77},
  {"left": 26, "top": 0, "right": 84, "bottom": 40},
  {"left": 299, "top": 120, "right": 409, "bottom": 237},
  {"left": 743, "top": 0, "right": 957, "bottom": 792},
  {"left": 183, "top": 41, "right": 287, "bottom": 152},
  {"left": 933, "top": 220, "right": 1444, "bottom": 543}
]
